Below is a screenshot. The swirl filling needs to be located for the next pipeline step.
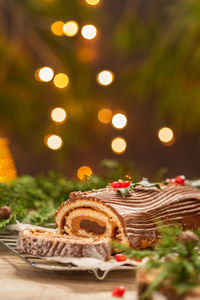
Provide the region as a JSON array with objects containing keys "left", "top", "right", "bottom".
[{"left": 55, "top": 198, "right": 129, "bottom": 245}]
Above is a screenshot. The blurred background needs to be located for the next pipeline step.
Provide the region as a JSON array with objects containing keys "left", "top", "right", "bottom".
[{"left": 0, "top": 0, "right": 200, "bottom": 180}]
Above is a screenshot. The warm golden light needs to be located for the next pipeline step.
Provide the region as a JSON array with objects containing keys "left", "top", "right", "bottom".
[
  {"left": 35, "top": 68, "right": 42, "bottom": 81},
  {"left": 51, "top": 107, "right": 67, "bottom": 123},
  {"left": 63, "top": 21, "right": 79, "bottom": 37},
  {"left": 98, "top": 108, "right": 112, "bottom": 124},
  {"left": 111, "top": 137, "right": 127, "bottom": 154},
  {"left": 38, "top": 67, "right": 54, "bottom": 82},
  {"left": 53, "top": 73, "right": 69, "bottom": 88},
  {"left": 84, "top": 0, "right": 101, "bottom": 6},
  {"left": 45, "top": 135, "right": 63, "bottom": 150},
  {"left": 97, "top": 70, "right": 114, "bottom": 86},
  {"left": 77, "top": 166, "right": 93, "bottom": 180},
  {"left": 112, "top": 113, "right": 127, "bottom": 129},
  {"left": 51, "top": 21, "right": 64, "bottom": 36},
  {"left": 158, "top": 127, "right": 174, "bottom": 144},
  {"left": 81, "top": 25, "right": 97, "bottom": 40},
  {"left": 0, "top": 138, "right": 17, "bottom": 183}
]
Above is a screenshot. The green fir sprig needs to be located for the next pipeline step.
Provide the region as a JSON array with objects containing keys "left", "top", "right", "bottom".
[
  {"left": 113, "top": 226, "right": 200, "bottom": 299},
  {"left": 0, "top": 173, "right": 106, "bottom": 231},
  {"left": 0, "top": 160, "right": 138, "bottom": 231}
]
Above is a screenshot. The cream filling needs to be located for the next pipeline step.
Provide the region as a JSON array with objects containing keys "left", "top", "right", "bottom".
[{"left": 64, "top": 208, "right": 113, "bottom": 239}]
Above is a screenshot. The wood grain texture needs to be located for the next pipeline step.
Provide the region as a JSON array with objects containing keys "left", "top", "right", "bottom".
[{"left": 0, "top": 244, "right": 137, "bottom": 300}]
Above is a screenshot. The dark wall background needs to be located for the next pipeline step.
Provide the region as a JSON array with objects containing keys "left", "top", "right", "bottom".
[{"left": 1, "top": 0, "right": 200, "bottom": 179}]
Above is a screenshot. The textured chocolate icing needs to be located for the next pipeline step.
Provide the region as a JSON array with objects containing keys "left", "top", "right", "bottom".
[
  {"left": 17, "top": 228, "right": 111, "bottom": 261},
  {"left": 55, "top": 184, "right": 200, "bottom": 248}
]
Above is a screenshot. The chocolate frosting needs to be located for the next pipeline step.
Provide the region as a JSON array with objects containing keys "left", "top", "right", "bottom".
[
  {"left": 66, "top": 184, "right": 200, "bottom": 248},
  {"left": 17, "top": 228, "right": 111, "bottom": 261}
]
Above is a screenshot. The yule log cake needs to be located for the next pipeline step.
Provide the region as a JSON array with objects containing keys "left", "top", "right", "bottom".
[
  {"left": 17, "top": 228, "right": 111, "bottom": 261},
  {"left": 55, "top": 182, "right": 200, "bottom": 249}
]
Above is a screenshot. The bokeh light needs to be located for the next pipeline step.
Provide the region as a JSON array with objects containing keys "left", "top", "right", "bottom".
[
  {"left": 81, "top": 25, "right": 97, "bottom": 40},
  {"left": 51, "top": 21, "right": 64, "bottom": 36},
  {"left": 63, "top": 21, "right": 79, "bottom": 37},
  {"left": 112, "top": 113, "right": 127, "bottom": 129},
  {"left": 111, "top": 137, "right": 127, "bottom": 154},
  {"left": 45, "top": 135, "right": 63, "bottom": 150},
  {"left": 51, "top": 107, "right": 67, "bottom": 123},
  {"left": 158, "top": 127, "right": 174, "bottom": 144},
  {"left": 38, "top": 67, "right": 54, "bottom": 82},
  {"left": 77, "top": 166, "right": 93, "bottom": 180},
  {"left": 84, "top": 0, "right": 101, "bottom": 6},
  {"left": 35, "top": 68, "right": 42, "bottom": 82},
  {"left": 97, "top": 70, "right": 114, "bottom": 86},
  {"left": 53, "top": 73, "right": 69, "bottom": 88},
  {"left": 98, "top": 108, "right": 112, "bottom": 124}
]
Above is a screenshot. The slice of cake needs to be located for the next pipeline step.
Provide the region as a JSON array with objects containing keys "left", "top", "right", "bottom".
[
  {"left": 55, "top": 184, "right": 200, "bottom": 249},
  {"left": 17, "top": 228, "right": 111, "bottom": 261}
]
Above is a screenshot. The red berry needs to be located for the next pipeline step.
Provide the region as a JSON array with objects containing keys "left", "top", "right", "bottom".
[
  {"left": 121, "top": 181, "right": 130, "bottom": 188},
  {"left": 111, "top": 181, "right": 131, "bottom": 189},
  {"left": 112, "top": 286, "right": 125, "bottom": 297},
  {"left": 111, "top": 182, "right": 123, "bottom": 188},
  {"left": 115, "top": 254, "right": 127, "bottom": 262},
  {"left": 175, "top": 175, "right": 185, "bottom": 185}
]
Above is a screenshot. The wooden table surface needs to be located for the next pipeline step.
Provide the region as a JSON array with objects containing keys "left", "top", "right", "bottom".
[{"left": 0, "top": 244, "right": 137, "bottom": 300}]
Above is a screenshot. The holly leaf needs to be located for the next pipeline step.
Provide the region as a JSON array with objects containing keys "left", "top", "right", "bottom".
[
  {"left": 133, "top": 178, "right": 162, "bottom": 190},
  {"left": 114, "top": 178, "right": 162, "bottom": 198},
  {"left": 186, "top": 179, "right": 200, "bottom": 188},
  {"left": 163, "top": 181, "right": 169, "bottom": 185},
  {"left": 154, "top": 183, "right": 162, "bottom": 190},
  {"left": 116, "top": 186, "right": 131, "bottom": 198},
  {"left": 138, "top": 177, "right": 151, "bottom": 186}
]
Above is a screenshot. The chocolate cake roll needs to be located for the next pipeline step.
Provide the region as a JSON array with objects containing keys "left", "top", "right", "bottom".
[
  {"left": 17, "top": 228, "right": 111, "bottom": 261},
  {"left": 55, "top": 184, "right": 200, "bottom": 248}
]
